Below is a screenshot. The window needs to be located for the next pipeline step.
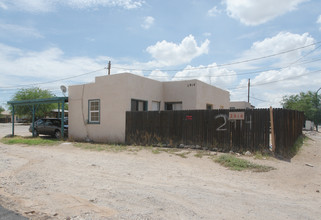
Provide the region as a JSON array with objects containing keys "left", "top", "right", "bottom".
[
  {"left": 131, "top": 99, "right": 148, "bottom": 111},
  {"left": 206, "top": 104, "right": 213, "bottom": 110},
  {"left": 152, "top": 101, "right": 161, "bottom": 111},
  {"left": 165, "top": 102, "right": 182, "bottom": 110},
  {"left": 88, "top": 99, "right": 100, "bottom": 124}
]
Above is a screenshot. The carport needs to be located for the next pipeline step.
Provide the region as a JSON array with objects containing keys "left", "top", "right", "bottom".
[{"left": 7, "top": 97, "right": 68, "bottom": 138}]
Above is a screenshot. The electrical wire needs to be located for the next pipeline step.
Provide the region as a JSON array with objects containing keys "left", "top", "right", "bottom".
[
  {"left": 146, "top": 57, "right": 321, "bottom": 79},
  {"left": 0, "top": 41, "right": 320, "bottom": 90},
  {"left": 0, "top": 68, "right": 105, "bottom": 89},
  {"left": 228, "top": 68, "right": 321, "bottom": 90},
  {"left": 112, "top": 41, "right": 321, "bottom": 72}
]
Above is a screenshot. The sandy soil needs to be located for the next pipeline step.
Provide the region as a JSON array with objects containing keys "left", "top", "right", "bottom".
[{"left": 0, "top": 124, "right": 320, "bottom": 219}]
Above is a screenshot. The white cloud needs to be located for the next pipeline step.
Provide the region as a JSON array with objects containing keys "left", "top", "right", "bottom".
[
  {"left": 0, "top": 0, "right": 144, "bottom": 12},
  {"left": 0, "top": 0, "right": 55, "bottom": 12},
  {"left": 317, "top": 15, "right": 321, "bottom": 30},
  {"left": 148, "top": 70, "right": 170, "bottom": 81},
  {"left": 0, "top": 43, "right": 107, "bottom": 92},
  {"left": 207, "top": 6, "right": 221, "bottom": 17},
  {"left": 66, "top": 0, "right": 144, "bottom": 10},
  {"left": 141, "top": 16, "right": 154, "bottom": 29},
  {"left": 146, "top": 35, "right": 210, "bottom": 66},
  {"left": 224, "top": 0, "right": 308, "bottom": 26},
  {"left": 172, "top": 63, "right": 237, "bottom": 89},
  {"left": 229, "top": 32, "right": 320, "bottom": 108},
  {"left": 0, "top": 22, "right": 43, "bottom": 39},
  {"left": 235, "top": 32, "right": 315, "bottom": 69},
  {"left": 249, "top": 66, "right": 316, "bottom": 108}
]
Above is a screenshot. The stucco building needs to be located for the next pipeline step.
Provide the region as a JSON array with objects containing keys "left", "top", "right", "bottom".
[
  {"left": 68, "top": 73, "right": 230, "bottom": 143},
  {"left": 230, "top": 101, "right": 254, "bottom": 109}
]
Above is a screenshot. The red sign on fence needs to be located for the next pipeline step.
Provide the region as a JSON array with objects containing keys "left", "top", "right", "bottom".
[
  {"left": 229, "top": 112, "right": 245, "bottom": 120},
  {"left": 186, "top": 115, "right": 192, "bottom": 120}
]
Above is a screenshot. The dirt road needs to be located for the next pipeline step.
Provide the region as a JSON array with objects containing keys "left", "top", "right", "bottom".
[{"left": 0, "top": 130, "right": 320, "bottom": 219}]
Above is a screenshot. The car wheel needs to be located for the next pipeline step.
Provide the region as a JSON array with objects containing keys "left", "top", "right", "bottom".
[
  {"left": 54, "top": 130, "right": 61, "bottom": 139},
  {"left": 33, "top": 130, "right": 39, "bottom": 137}
]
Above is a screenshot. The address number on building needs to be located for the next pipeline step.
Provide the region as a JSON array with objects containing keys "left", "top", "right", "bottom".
[{"left": 229, "top": 112, "right": 245, "bottom": 120}]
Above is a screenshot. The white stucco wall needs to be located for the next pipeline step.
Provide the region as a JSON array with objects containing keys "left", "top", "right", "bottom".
[
  {"left": 163, "top": 80, "right": 197, "bottom": 110},
  {"left": 69, "top": 73, "right": 230, "bottom": 143},
  {"left": 195, "top": 80, "right": 230, "bottom": 109},
  {"left": 69, "top": 73, "right": 163, "bottom": 143}
]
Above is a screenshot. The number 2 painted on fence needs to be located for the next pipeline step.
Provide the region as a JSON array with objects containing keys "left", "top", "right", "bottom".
[{"left": 215, "top": 114, "right": 227, "bottom": 131}]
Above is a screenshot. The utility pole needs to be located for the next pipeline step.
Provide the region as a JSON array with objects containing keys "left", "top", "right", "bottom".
[
  {"left": 315, "top": 87, "right": 321, "bottom": 132},
  {"left": 248, "top": 78, "right": 250, "bottom": 103},
  {"left": 107, "top": 61, "right": 111, "bottom": 75}
]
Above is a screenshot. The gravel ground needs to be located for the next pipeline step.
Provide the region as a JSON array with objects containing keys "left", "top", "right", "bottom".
[
  {"left": 0, "top": 123, "right": 320, "bottom": 220},
  {"left": 0, "top": 123, "right": 31, "bottom": 138}
]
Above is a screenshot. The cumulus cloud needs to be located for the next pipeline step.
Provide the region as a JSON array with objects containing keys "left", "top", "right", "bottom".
[
  {"left": 148, "top": 70, "right": 170, "bottom": 81},
  {"left": 172, "top": 63, "right": 237, "bottom": 89},
  {"left": 229, "top": 32, "right": 319, "bottom": 108},
  {"left": 230, "top": 67, "right": 302, "bottom": 107},
  {"left": 146, "top": 35, "right": 210, "bottom": 66},
  {"left": 0, "top": 43, "right": 107, "bottom": 92},
  {"left": 141, "top": 16, "right": 154, "bottom": 29},
  {"left": 224, "top": 0, "right": 308, "bottom": 26},
  {"left": 235, "top": 32, "right": 315, "bottom": 69},
  {"left": 0, "top": 0, "right": 144, "bottom": 12}
]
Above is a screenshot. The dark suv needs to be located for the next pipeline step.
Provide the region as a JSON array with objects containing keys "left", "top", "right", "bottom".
[{"left": 29, "top": 118, "right": 68, "bottom": 138}]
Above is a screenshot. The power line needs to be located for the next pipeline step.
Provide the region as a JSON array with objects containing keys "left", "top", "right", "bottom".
[
  {"left": 229, "top": 68, "right": 321, "bottom": 90},
  {"left": 113, "top": 41, "right": 321, "bottom": 72},
  {"left": 148, "top": 57, "right": 321, "bottom": 79},
  {"left": 251, "top": 96, "right": 269, "bottom": 103},
  {"left": 1, "top": 41, "right": 320, "bottom": 90},
  {"left": 0, "top": 68, "right": 105, "bottom": 89}
]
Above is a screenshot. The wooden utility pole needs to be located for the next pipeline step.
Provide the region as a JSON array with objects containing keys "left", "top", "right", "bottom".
[
  {"left": 108, "top": 61, "right": 111, "bottom": 75},
  {"left": 248, "top": 78, "right": 250, "bottom": 103},
  {"left": 270, "top": 106, "right": 276, "bottom": 152}
]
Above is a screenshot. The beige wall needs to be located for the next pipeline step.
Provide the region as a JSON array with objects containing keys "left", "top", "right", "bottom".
[
  {"left": 69, "top": 73, "right": 230, "bottom": 143},
  {"left": 195, "top": 80, "right": 230, "bottom": 109},
  {"left": 163, "top": 80, "right": 197, "bottom": 110},
  {"left": 163, "top": 80, "right": 229, "bottom": 110}
]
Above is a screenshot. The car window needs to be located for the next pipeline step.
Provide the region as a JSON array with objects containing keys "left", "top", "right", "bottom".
[
  {"left": 52, "top": 120, "right": 61, "bottom": 126},
  {"left": 45, "top": 120, "right": 53, "bottom": 126},
  {"left": 36, "top": 119, "right": 44, "bottom": 125}
]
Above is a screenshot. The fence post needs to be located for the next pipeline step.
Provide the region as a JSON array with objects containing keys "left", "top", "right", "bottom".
[{"left": 270, "top": 106, "right": 276, "bottom": 152}]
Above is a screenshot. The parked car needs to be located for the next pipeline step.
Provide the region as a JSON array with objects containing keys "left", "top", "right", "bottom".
[{"left": 29, "top": 118, "right": 68, "bottom": 138}]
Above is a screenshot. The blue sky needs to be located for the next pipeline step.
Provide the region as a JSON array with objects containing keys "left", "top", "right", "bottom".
[{"left": 1, "top": 0, "right": 321, "bottom": 109}]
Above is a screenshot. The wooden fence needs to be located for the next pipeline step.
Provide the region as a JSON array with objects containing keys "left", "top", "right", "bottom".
[
  {"left": 126, "top": 109, "right": 304, "bottom": 157},
  {"left": 273, "top": 109, "right": 305, "bottom": 156}
]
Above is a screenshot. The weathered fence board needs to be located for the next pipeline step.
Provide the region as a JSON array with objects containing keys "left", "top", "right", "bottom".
[{"left": 126, "top": 108, "right": 304, "bottom": 157}]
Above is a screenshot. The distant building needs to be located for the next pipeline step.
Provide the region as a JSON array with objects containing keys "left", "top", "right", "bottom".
[
  {"left": 230, "top": 101, "right": 254, "bottom": 109},
  {"left": 68, "top": 73, "right": 230, "bottom": 143},
  {"left": 0, "top": 110, "right": 12, "bottom": 123}
]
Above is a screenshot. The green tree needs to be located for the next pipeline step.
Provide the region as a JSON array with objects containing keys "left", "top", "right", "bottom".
[
  {"left": 9, "top": 87, "right": 56, "bottom": 119},
  {"left": 281, "top": 91, "right": 321, "bottom": 131}
]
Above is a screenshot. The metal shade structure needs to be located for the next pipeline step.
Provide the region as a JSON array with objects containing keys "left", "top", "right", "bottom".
[{"left": 7, "top": 97, "right": 68, "bottom": 138}]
